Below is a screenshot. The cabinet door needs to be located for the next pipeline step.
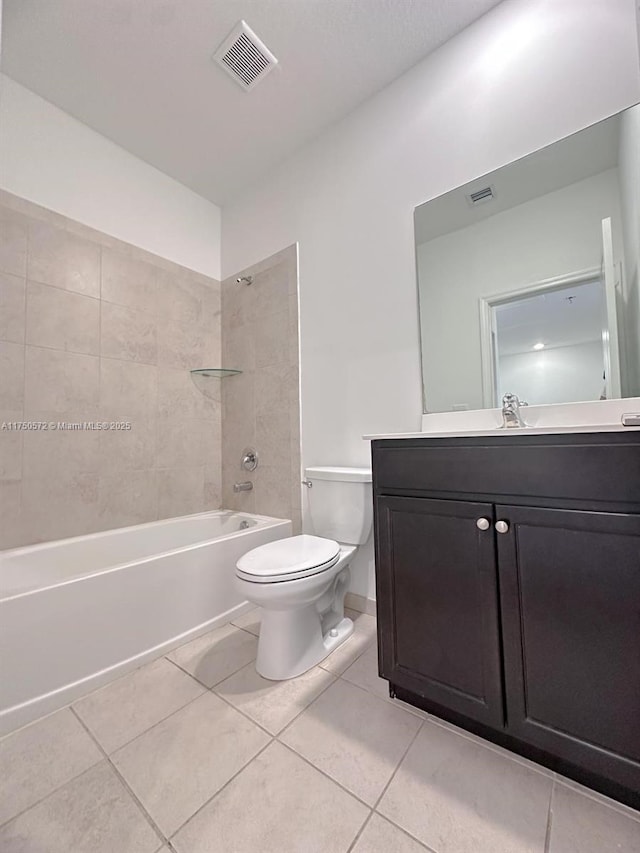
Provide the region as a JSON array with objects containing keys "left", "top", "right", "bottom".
[
  {"left": 497, "top": 505, "right": 640, "bottom": 793},
  {"left": 375, "top": 496, "right": 504, "bottom": 727}
]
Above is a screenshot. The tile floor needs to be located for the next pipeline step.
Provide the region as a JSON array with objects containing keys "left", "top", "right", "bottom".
[{"left": 1, "top": 608, "right": 639, "bottom": 852}]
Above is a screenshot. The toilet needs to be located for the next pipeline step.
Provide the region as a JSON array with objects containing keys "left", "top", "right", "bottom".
[{"left": 235, "top": 466, "right": 372, "bottom": 680}]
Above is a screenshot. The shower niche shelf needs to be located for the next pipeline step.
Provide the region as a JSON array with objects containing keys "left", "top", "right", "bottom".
[{"left": 190, "top": 368, "right": 242, "bottom": 378}]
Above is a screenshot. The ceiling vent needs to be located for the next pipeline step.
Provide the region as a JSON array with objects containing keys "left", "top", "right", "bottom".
[
  {"left": 466, "top": 185, "right": 496, "bottom": 207},
  {"left": 213, "top": 20, "right": 278, "bottom": 92}
]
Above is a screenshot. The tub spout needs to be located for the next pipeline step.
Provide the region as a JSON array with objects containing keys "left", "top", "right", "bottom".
[{"left": 233, "top": 481, "right": 253, "bottom": 492}]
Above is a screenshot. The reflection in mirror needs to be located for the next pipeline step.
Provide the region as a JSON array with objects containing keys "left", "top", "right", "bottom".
[{"left": 415, "top": 105, "right": 640, "bottom": 413}]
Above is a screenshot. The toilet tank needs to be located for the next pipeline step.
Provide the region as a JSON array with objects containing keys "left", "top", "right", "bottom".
[{"left": 305, "top": 467, "right": 372, "bottom": 545}]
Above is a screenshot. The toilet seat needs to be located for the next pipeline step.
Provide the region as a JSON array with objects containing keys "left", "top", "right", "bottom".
[{"left": 236, "top": 534, "right": 340, "bottom": 584}]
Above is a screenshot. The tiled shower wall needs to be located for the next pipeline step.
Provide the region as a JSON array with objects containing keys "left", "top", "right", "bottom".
[
  {"left": 0, "top": 192, "right": 223, "bottom": 549},
  {"left": 221, "top": 246, "right": 302, "bottom": 533}
]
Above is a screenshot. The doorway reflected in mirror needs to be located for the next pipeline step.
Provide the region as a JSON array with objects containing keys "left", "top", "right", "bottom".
[{"left": 415, "top": 104, "right": 639, "bottom": 413}]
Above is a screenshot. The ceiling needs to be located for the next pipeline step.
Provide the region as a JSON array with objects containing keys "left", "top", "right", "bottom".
[
  {"left": 414, "top": 109, "right": 622, "bottom": 245},
  {"left": 495, "top": 279, "right": 605, "bottom": 356},
  {"left": 1, "top": 0, "right": 502, "bottom": 205}
]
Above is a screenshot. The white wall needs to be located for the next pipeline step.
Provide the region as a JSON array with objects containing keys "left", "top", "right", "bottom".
[
  {"left": 222, "top": 0, "right": 640, "bottom": 600},
  {"left": 618, "top": 104, "right": 640, "bottom": 395},
  {"left": 417, "top": 168, "right": 623, "bottom": 412},
  {"left": 0, "top": 75, "right": 222, "bottom": 279},
  {"left": 499, "top": 340, "right": 605, "bottom": 406}
]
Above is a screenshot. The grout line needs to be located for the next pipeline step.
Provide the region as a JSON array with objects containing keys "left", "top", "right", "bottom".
[
  {"left": 70, "top": 706, "right": 168, "bottom": 847},
  {"left": 167, "top": 738, "right": 275, "bottom": 840},
  {"left": 372, "top": 720, "right": 424, "bottom": 812},
  {"left": 0, "top": 754, "right": 104, "bottom": 831},
  {"left": 276, "top": 739, "right": 376, "bottom": 812},
  {"left": 544, "top": 776, "right": 556, "bottom": 853},
  {"left": 366, "top": 722, "right": 442, "bottom": 853},
  {"left": 345, "top": 811, "right": 374, "bottom": 853},
  {"left": 73, "top": 678, "right": 207, "bottom": 756},
  {"left": 165, "top": 658, "right": 276, "bottom": 740},
  {"left": 423, "top": 712, "right": 553, "bottom": 779},
  {"left": 213, "top": 659, "right": 341, "bottom": 739}
]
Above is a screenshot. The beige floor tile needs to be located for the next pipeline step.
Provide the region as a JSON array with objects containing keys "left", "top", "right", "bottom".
[
  {"left": 112, "top": 691, "right": 270, "bottom": 837},
  {"left": 353, "top": 813, "right": 432, "bottom": 852},
  {"left": 280, "top": 678, "right": 422, "bottom": 805},
  {"left": 0, "top": 708, "right": 102, "bottom": 825},
  {"left": 378, "top": 720, "right": 552, "bottom": 853},
  {"left": 341, "top": 646, "right": 427, "bottom": 719},
  {"left": 548, "top": 781, "right": 640, "bottom": 852},
  {"left": 426, "top": 712, "right": 553, "bottom": 777},
  {"left": 73, "top": 657, "right": 205, "bottom": 753},
  {"left": 167, "top": 623, "right": 258, "bottom": 687},
  {"left": 0, "top": 761, "right": 160, "bottom": 852},
  {"left": 215, "top": 662, "right": 335, "bottom": 734},
  {"left": 231, "top": 606, "right": 261, "bottom": 636},
  {"left": 319, "top": 611, "right": 377, "bottom": 675},
  {"left": 172, "top": 741, "right": 368, "bottom": 853},
  {"left": 555, "top": 774, "right": 640, "bottom": 823}
]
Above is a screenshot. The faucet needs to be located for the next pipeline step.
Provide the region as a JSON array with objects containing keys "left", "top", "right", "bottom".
[
  {"left": 233, "top": 481, "right": 253, "bottom": 492},
  {"left": 500, "top": 393, "right": 527, "bottom": 429}
]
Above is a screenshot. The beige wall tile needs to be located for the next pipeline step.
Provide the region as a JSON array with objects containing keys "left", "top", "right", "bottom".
[
  {"left": 0, "top": 411, "right": 23, "bottom": 481},
  {"left": 0, "top": 342, "right": 25, "bottom": 410},
  {"left": 254, "top": 308, "right": 289, "bottom": 368},
  {"left": 251, "top": 261, "right": 290, "bottom": 320},
  {"left": 157, "top": 316, "right": 212, "bottom": 370},
  {"left": 156, "top": 417, "right": 205, "bottom": 469},
  {"left": 222, "top": 322, "right": 255, "bottom": 372},
  {"left": 0, "top": 208, "right": 28, "bottom": 277},
  {"left": 201, "top": 281, "right": 221, "bottom": 329},
  {"left": 98, "top": 469, "right": 158, "bottom": 529},
  {"left": 157, "top": 466, "right": 205, "bottom": 519},
  {"left": 22, "top": 472, "right": 100, "bottom": 543},
  {"left": 253, "top": 465, "right": 292, "bottom": 519},
  {"left": 28, "top": 221, "right": 100, "bottom": 297},
  {"left": 1, "top": 196, "right": 222, "bottom": 547},
  {"left": 100, "top": 247, "right": 160, "bottom": 315},
  {"left": 254, "top": 364, "right": 295, "bottom": 416},
  {"left": 100, "top": 358, "right": 158, "bottom": 419},
  {"left": 204, "top": 465, "right": 222, "bottom": 509},
  {"left": 156, "top": 276, "right": 207, "bottom": 326},
  {"left": 24, "top": 346, "right": 99, "bottom": 415},
  {"left": 158, "top": 368, "right": 219, "bottom": 420},
  {"left": 101, "top": 302, "right": 157, "bottom": 364},
  {"left": 0, "top": 480, "right": 25, "bottom": 549},
  {"left": 22, "top": 422, "right": 100, "bottom": 479},
  {"left": 222, "top": 277, "right": 252, "bottom": 328},
  {"left": 99, "top": 419, "right": 156, "bottom": 473},
  {"left": 221, "top": 244, "right": 300, "bottom": 525},
  {"left": 256, "top": 410, "right": 291, "bottom": 469},
  {"left": 26, "top": 281, "right": 100, "bottom": 355},
  {"left": 0, "top": 273, "right": 26, "bottom": 343}
]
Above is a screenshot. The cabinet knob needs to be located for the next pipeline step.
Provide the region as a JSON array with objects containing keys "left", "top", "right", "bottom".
[
  {"left": 476, "top": 518, "right": 490, "bottom": 530},
  {"left": 495, "top": 520, "right": 509, "bottom": 534}
]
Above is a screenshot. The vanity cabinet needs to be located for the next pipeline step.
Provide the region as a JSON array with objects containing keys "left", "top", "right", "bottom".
[{"left": 372, "top": 432, "right": 640, "bottom": 809}]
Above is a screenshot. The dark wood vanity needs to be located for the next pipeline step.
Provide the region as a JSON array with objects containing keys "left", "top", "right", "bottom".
[{"left": 372, "top": 431, "right": 640, "bottom": 809}]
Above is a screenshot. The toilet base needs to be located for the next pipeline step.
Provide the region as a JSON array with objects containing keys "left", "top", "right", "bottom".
[{"left": 256, "top": 609, "right": 354, "bottom": 680}]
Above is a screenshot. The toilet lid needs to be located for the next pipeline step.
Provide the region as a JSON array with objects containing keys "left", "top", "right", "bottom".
[{"left": 236, "top": 534, "right": 340, "bottom": 583}]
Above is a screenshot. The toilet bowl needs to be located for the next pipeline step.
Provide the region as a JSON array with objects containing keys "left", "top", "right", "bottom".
[{"left": 235, "top": 467, "right": 372, "bottom": 680}]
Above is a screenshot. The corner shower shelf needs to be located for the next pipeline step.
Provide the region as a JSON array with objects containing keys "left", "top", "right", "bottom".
[{"left": 190, "top": 368, "right": 242, "bottom": 378}]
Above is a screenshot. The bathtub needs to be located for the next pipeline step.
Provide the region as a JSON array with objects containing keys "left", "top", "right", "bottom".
[{"left": 0, "top": 510, "right": 291, "bottom": 736}]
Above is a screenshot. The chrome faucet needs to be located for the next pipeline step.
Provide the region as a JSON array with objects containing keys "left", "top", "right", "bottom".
[
  {"left": 500, "top": 393, "right": 527, "bottom": 429},
  {"left": 233, "top": 481, "right": 253, "bottom": 492}
]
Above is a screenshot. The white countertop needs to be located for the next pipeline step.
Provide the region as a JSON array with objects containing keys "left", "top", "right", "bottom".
[
  {"left": 363, "top": 398, "right": 640, "bottom": 440},
  {"left": 364, "top": 423, "right": 640, "bottom": 440}
]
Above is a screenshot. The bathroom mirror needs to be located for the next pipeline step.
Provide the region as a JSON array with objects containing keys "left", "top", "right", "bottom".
[{"left": 415, "top": 104, "right": 640, "bottom": 413}]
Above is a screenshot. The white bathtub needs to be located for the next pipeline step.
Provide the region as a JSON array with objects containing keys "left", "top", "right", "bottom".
[{"left": 0, "top": 510, "right": 291, "bottom": 736}]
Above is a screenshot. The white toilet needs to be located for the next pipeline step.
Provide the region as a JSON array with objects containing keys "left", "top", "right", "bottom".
[{"left": 235, "top": 466, "right": 372, "bottom": 680}]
